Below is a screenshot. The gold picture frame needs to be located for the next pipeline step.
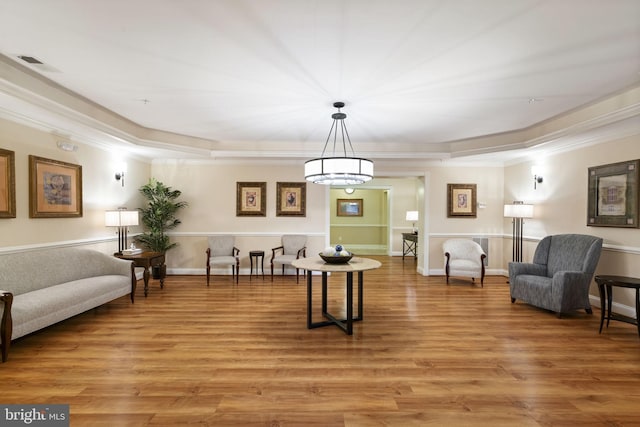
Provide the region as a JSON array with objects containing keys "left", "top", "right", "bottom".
[
  {"left": 29, "top": 155, "right": 83, "bottom": 218},
  {"left": 588, "top": 159, "right": 639, "bottom": 228},
  {"left": 447, "top": 183, "right": 477, "bottom": 218},
  {"left": 276, "top": 182, "right": 306, "bottom": 217},
  {"left": 0, "top": 148, "right": 16, "bottom": 218},
  {"left": 337, "top": 198, "right": 363, "bottom": 217},
  {"left": 236, "top": 182, "right": 266, "bottom": 216}
]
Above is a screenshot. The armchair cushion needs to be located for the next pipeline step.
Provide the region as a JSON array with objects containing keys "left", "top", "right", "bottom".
[{"left": 509, "top": 234, "right": 603, "bottom": 316}]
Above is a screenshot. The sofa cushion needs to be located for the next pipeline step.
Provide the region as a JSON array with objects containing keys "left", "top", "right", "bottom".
[{"left": 7, "top": 275, "right": 130, "bottom": 340}]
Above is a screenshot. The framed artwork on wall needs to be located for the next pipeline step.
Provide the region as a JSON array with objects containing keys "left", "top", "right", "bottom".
[
  {"left": 276, "top": 182, "right": 306, "bottom": 217},
  {"left": 447, "top": 183, "right": 477, "bottom": 218},
  {"left": 29, "top": 155, "right": 83, "bottom": 218},
  {"left": 337, "top": 198, "right": 363, "bottom": 217},
  {"left": 587, "top": 159, "right": 639, "bottom": 228},
  {"left": 236, "top": 182, "right": 266, "bottom": 216},
  {"left": 0, "top": 148, "right": 16, "bottom": 218}
]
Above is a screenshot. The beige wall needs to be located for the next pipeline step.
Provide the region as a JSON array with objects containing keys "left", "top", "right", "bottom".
[
  {"left": 504, "top": 135, "right": 640, "bottom": 310},
  {"left": 0, "top": 117, "right": 149, "bottom": 251},
  {"left": 2, "top": 115, "right": 639, "bottom": 315}
]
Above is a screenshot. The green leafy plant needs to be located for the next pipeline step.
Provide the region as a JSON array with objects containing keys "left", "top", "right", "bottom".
[{"left": 135, "top": 178, "right": 187, "bottom": 253}]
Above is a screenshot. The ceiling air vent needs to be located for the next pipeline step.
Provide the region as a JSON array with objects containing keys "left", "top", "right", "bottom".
[{"left": 18, "top": 55, "right": 44, "bottom": 64}]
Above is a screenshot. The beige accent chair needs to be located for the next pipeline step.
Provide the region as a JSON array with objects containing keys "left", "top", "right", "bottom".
[
  {"left": 271, "top": 235, "right": 307, "bottom": 283},
  {"left": 443, "top": 239, "right": 486, "bottom": 287},
  {"left": 206, "top": 235, "right": 239, "bottom": 285}
]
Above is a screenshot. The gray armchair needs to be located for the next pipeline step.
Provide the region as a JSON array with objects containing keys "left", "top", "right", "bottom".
[{"left": 509, "top": 234, "right": 603, "bottom": 317}]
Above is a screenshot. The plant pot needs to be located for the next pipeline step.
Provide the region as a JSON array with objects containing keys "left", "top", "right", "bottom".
[{"left": 152, "top": 264, "right": 166, "bottom": 280}]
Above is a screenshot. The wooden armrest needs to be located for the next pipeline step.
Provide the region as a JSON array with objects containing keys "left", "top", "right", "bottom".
[{"left": 233, "top": 247, "right": 240, "bottom": 256}]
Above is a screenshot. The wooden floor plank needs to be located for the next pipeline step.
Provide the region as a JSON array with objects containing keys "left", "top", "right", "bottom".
[{"left": 2, "top": 256, "right": 639, "bottom": 426}]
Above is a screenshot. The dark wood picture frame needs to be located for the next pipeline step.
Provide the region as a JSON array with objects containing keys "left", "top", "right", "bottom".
[
  {"left": 29, "top": 155, "right": 83, "bottom": 218},
  {"left": 588, "top": 159, "right": 639, "bottom": 228},
  {"left": 236, "top": 182, "right": 266, "bottom": 216},
  {"left": 0, "top": 148, "right": 16, "bottom": 218},
  {"left": 447, "top": 183, "right": 477, "bottom": 218},
  {"left": 337, "top": 198, "right": 363, "bottom": 217},
  {"left": 276, "top": 182, "right": 306, "bottom": 217}
]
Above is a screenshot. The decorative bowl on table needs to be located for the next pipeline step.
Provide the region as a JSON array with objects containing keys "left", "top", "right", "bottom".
[{"left": 319, "top": 252, "right": 353, "bottom": 264}]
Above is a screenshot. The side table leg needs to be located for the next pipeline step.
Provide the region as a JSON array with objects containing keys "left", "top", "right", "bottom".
[
  {"left": 636, "top": 289, "right": 640, "bottom": 337},
  {"left": 322, "top": 272, "right": 328, "bottom": 315},
  {"left": 606, "top": 285, "right": 613, "bottom": 328},
  {"left": 143, "top": 267, "right": 150, "bottom": 297},
  {"left": 598, "top": 283, "right": 606, "bottom": 334}
]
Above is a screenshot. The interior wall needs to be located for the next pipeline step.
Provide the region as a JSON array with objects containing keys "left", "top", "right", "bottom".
[
  {"left": 504, "top": 134, "right": 640, "bottom": 310},
  {"left": 329, "top": 187, "right": 388, "bottom": 254},
  {"left": 149, "top": 160, "right": 327, "bottom": 273},
  {"left": 425, "top": 165, "right": 505, "bottom": 275},
  {"left": 0, "top": 117, "right": 149, "bottom": 251}
]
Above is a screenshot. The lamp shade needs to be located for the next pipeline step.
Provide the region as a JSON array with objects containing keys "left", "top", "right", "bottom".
[
  {"left": 405, "top": 211, "right": 419, "bottom": 221},
  {"left": 503, "top": 204, "right": 533, "bottom": 218},
  {"left": 105, "top": 210, "right": 139, "bottom": 226}
]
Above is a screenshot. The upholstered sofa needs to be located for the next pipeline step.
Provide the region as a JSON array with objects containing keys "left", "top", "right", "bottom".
[
  {"left": 509, "top": 234, "right": 603, "bottom": 317},
  {"left": 0, "top": 247, "right": 135, "bottom": 362}
]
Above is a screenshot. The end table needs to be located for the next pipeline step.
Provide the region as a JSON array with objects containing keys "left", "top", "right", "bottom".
[{"left": 115, "top": 251, "right": 166, "bottom": 297}]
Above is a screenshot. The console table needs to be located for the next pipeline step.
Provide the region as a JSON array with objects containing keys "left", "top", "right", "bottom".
[
  {"left": 402, "top": 232, "right": 418, "bottom": 260},
  {"left": 594, "top": 275, "right": 640, "bottom": 337},
  {"left": 292, "top": 256, "right": 381, "bottom": 335},
  {"left": 115, "top": 251, "right": 165, "bottom": 297}
]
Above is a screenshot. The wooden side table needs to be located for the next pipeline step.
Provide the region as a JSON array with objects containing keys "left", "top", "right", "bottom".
[
  {"left": 115, "top": 251, "right": 165, "bottom": 297},
  {"left": 249, "top": 250, "right": 265, "bottom": 280},
  {"left": 594, "top": 275, "right": 640, "bottom": 337},
  {"left": 402, "top": 233, "right": 418, "bottom": 260}
]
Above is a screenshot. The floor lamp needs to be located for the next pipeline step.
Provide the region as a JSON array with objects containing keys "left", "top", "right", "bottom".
[
  {"left": 503, "top": 202, "right": 533, "bottom": 262},
  {"left": 105, "top": 208, "right": 139, "bottom": 254}
]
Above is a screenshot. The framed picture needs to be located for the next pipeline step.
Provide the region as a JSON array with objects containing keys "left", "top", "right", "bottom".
[
  {"left": 0, "top": 148, "right": 16, "bottom": 218},
  {"left": 29, "top": 155, "right": 83, "bottom": 218},
  {"left": 588, "top": 159, "right": 639, "bottom": 228},
  {"left": 447, "top": 183, "right": 477, "bottom": 218},
  {"left": 236, "top": 182, "right": 266, "bottom": 216},
  {"left": 337, "top": 198, "right": 363, "bottom": 217},
  {"left": 276, "top": 182, "right": 306, "bottom": 217}
]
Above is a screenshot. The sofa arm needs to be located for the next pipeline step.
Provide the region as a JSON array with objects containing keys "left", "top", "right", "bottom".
[
  {"left": 508, "top": 262, "right": 547, "bottom": 280},
  {"left": 551, "top": 270, "right": 592, "bottom": 311},
  {"left": 0, "top": 290, "right": 13, "bottom": 363}
]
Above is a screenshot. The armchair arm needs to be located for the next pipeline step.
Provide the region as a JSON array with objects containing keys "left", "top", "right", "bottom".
[
  {"left": 233, "top": 247, "right": 240, "bottom": 257},
  {"left": 206, "top": 248, "right": 211, "bottom": 268},
  {"left": 296, "top": 247, "right": 307, "bottom": 259},
  {"left": 444, "top": 252, "right": 451, "bottom": 275},
  {"left": 271, "top": 245, "right": 284, "bottom": 261},
  {"left": 1, "top": 290, "right": 13, "bottom": 362}
]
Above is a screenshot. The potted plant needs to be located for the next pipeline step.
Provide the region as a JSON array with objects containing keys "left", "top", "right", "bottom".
[{"left": 136, "top": 178, "right": 187, "bottom": 278}]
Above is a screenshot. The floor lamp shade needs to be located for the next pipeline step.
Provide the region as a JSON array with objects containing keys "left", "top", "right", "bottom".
[{"left": 504, "top": 203, "right": 533, "bottom": 262}]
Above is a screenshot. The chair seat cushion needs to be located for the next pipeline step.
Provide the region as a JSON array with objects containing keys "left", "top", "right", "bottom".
[
  {"left": 273, "top": 254, "right": 297, "bottom": 265},
  {"left": 449, "top": 259, "right": 481, "bottom": 274},
  {"left": 209, "top": 256, "right": 237, "bottom": 266}
]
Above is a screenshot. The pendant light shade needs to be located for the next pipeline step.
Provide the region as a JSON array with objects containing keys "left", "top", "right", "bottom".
[{"left": 304, "top": 102, "right": 374, "bottom": 185}]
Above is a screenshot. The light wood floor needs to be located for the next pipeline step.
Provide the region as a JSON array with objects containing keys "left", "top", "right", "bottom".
[{"left": 2, "top": 256, "right": 639, "bottom": 426}]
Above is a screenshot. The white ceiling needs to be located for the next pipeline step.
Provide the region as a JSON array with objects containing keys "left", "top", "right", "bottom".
[{"left": 0, "top": 0, "right": 639, "bottom": 167}]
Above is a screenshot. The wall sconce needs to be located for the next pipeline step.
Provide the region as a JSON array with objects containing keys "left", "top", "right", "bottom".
[
  {"left": 115, "top": 172, "right": 125, "bottom": 187},
  {"left": 531, "top": 166, "right": 543, "bottom": 189},
  {"left": 406, "top": 210, "right": 419, "bottom": 234},
  {"left": 344, "top": 188, "right": 355, "bottom": 194}
]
